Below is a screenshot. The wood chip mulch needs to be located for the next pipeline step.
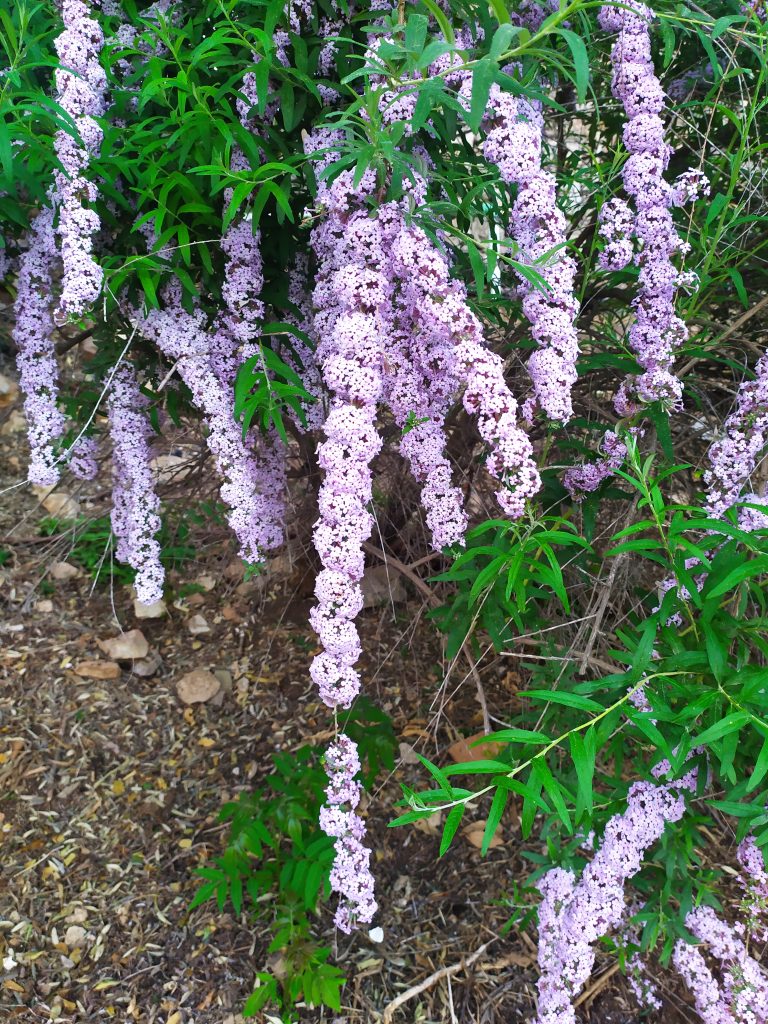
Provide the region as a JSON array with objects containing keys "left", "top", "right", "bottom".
[{"left": 0, "top": 392, "right": 691, "bottom": 1024}]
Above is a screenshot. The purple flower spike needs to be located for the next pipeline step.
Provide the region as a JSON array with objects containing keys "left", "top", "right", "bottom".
[
  {"left": 53, "top": 0, "right": 107, "bottom": 319},
  {"left": 13, "top": 209, "right": 65, "bottom": 486},
  {"left": 108, "top": 364, "right": 164, "bottom": 605}
]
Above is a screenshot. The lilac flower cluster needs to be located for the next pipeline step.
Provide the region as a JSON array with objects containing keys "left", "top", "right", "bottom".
[
  {"left": 109, "top": 0, "right": 173, "bottom": 90},
  {"left": 319, "top": 736, "right": 377, "bottom": 934},
  {"left": 308, "top": 174, "right": 385, "bottom": 712},
  {"left": 704, "top": 353, "right": 768, "bottom": 519},
  {"left": 480, "top": 83, "right": 580, "bottom": 423},
  {"left": 305, "top": 128, "right": 540, "bottom": 928},
  {"left": 107, "top": 364, "right": 164, "bottom": 604},
  {"left": 13, "top": 209, "right": 66, "bottom": 486},
  {"left": 212, "top": 217, "right": 266, "bottom": 384},
  {"left": 737, "top": 835, "right": 768, "bottom": 942},
  {"left": 534, "top": 775, "right": 693, "bottom": 1024},
  {"left": 673, "top": 905, "right": 768, "bottom": 1022},
  {"left": 598, "top": 1, "right": 709, "bottom": 416},
  {"left": 68, "top": 434, "right": 100, "bottom": 481},
  {"left": 53, "top": 0, "right": 107, "bottom": 319},
  {"left": 388, "top": 218, "right": 469, "bottom": 549},
  {"left": 412, "top": 226, "right": 541, "bottom": 521},
  {"left": 563, "top": 429, "right": 627, "bottom": 497},
  {"left": 139, "top": 289, "right": 284, "bottom": 567}
]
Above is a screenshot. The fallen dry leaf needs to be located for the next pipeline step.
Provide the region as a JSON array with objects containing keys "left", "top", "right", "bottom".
[
  {"left": 463, "top": 819, "right": 504, "bottom": 850},
  {"left": 398, "top": 742, "right": 421, "bottom": 765},
  {"left": 98, "top": 629, "right": 149, "bottom": 661},
  {"left": 176, "top": 669, "right": 221, "bottom": 705},
  {"left": 447, "top": 732, "right": 505, "bottom": 764},
  {"left": 74, "top": 660, "right": 121, "bottom": 681},
  {"left": 40, "top": 490, "right": 79, "bottom": 519}
]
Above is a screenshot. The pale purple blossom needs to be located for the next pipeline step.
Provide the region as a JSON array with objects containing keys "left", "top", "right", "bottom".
[
  {"left": 737, "top": 834, "right": 768, "bottom": 942},
  {"left": 704, "top": 355, "right": 768, "bottom": 519},
  {"left": 320, "top": 736, "right": 377, "bottom": 934},
  {"left": 13, "top": 208, "right": 66, "bottom": 486},
  {"left": 598, "top": 1, "right": 709, "bottom": 415},
  {"left": 107, "top": 364, "right": 164, "bottom": 605},
  {"left": 674, "top": 905, "right": 768, "bottom": 1022},
  {"left": 479, "top": 82, "right": 580, "bottom": 422},
  {"left": 534, "top": 775, "right": 694, "bottom": 1024},
  {"left": 138, "top": 289, "right": 284, "bottom": 563},
  {"left": 53, "top": 0, "right": 107, "bottom": 319}
]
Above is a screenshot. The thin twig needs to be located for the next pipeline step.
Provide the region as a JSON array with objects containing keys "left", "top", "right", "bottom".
[
  {"left": 362, "top": 541, "right": 438, "bottom": 607},
  {"left": 380, "top": 940, "right": 495, "bottom": 1024}
]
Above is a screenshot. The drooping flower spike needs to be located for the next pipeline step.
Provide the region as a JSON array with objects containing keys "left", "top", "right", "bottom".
[
  {"left": 107, "top": 363, "right": 165, "bottom": 605},
  {"left": 13, "top": 209, "right": 66, "bottom": 487},
  {"left": 53, "top": 0, "right": 108, "bottom": 319}
]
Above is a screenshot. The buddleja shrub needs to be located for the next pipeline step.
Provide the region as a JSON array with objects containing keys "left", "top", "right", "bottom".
[{"left": 4, "top": 0, "right": 768, "bottom": 1019}]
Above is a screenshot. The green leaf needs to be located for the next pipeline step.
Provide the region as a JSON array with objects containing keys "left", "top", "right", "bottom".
[
  {"left": 420, "top": 0, "right": 454, "bottom": 43},
  {"left": 694, "top": 712, "right": 750, "bottom": 748},
  {"left": 556, "top": 28, "right": 589, "bottom": 102},
  {"left": 478, "top": 728, "right": 551, "bottom": 745},
  {"left": 488, "top": 0, "right": 511, "bottom": 24},
  {"left": 467, "top": 57, "right": 496, "bottom": 132},
  {"left": 389, "top": 808, "right": 437, "bottom": 827},
  {"left": 570, "top": 730, "right": 595, "bottom": 817},
  {"left": 707, "top": 557, "right": 768, "bottom": 598},
  {"left": 481, "top": 787, "right": 509, "bottom": 855},
  {"left": 444, "top": 759, "right": 512, "bottom": 775},
  {"left": 439, "top": 803, "right": 466, "bottom": 856},
  {"left": 230, "top": 873, "right": 243, "bottom": 915},
  {"left": 493, "top": 775, "right": 551, "bottom": 813},
  {"left": 490, "top": 24, "right": 519, "bottom": 60},
  {"left": 417, "top": 754, "right": 451, "bottom": 793},
  {"left": 531, "top": 759, "right": 571, "bottom": 832},
  {"left": 405, "top": 13, "right": 429, "bottom": 54},
  {"left": 524, "top": 690, "right": 603, "bottom": 714},
  {"left": 747, "top": 737, "right": 768, "bottom": 792}
]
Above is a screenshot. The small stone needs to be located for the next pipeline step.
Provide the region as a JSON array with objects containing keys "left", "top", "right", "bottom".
[
  {"left": 224, "top": 559, "right": 244, "bottom": 580},
  {"left": 187, "top": 614, "right": 211, "bottom": 636},
  {"left": 97, "top": 629, "right": 149, "bottom": 661},
  {"left": 133, "top": 598, "right": 167, "bottom": 619},
  {"left": 0, "top": 372, "right": 19, "bottom": 408},
  {"left": 63, "top": 926, "right": 87, "bottom": 948},
  {"left": 80, "top": 337, "right": 98, "bottom": 359},
  {"left": 150, "top": 450, "right": 194, "bottom": 484},
  {"left": 74, "top": 660, "right": 121, "bottom": 680},
  {"left": 361, "top": 566, "right": 406, "bottom": 608},
  {"left": 196, "top": 575, "right": 216, "bottom": 592},
  {"left": 176, "top": 670, "right": 221, "bottom": 705},
  {"left": 40, "top": 491, "right": 79, "bottom": 520},
  {"left": 132, "top": 648, "right": 162, "bottom": 678},
  {"left": 50, "top": 561, "right": 79, "bottom": 581},
  {"left": 36, "top": 599, "right": 54, "bottom": 613},
  {"left": 0, "top": 409, "right": 26, "bottom": 435}
]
